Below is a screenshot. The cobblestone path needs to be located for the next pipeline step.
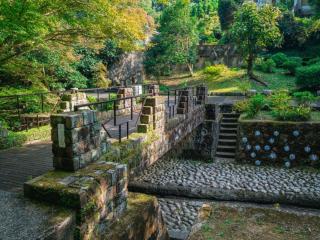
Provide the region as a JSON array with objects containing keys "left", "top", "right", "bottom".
[{"left": 130, "top": 158, "right": 320, "bottom": 208}]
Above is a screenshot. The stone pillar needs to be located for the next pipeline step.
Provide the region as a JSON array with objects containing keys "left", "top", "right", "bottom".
[
  {"left": 25, "top": 109, "right": 129, "bottom": 239},
  {"left": 196, "top": 85, "right": 208, "bottom": 104},
  {"left": 148, "top": 84, "right": 160, "bottom": 96},
  {"left": 177, "top": 88, "right": 193, "bottom": 114},
  {"left": 116, "top": 87, "right": 136, "bottom": 115},
  {"left": 60, "top": 89, "right": 89, "bottom": 112},
  {"left": 137, "top": 96, "right": 165, "bottom": 133},
  {"left": 51, "top": 110, "right": 107, "bottom": 171}
]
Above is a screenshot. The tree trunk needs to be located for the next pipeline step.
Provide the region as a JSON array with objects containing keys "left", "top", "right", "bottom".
[
  {"left": 247, "top": 53, "right": 254, "bottom": 79},
  {"left": 187, "top": 63, "right": 194, "bottom": 77}
]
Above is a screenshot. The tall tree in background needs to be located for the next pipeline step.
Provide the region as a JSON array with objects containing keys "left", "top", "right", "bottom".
[
  {"left": 191, "top": 0, "right": 221, "bottom": 43},
  {"left": 218, "top": 0, "right": 238, "bottom": 30},
  {"left": 230, "top": 2, "right": 282, "bottom": 79},
  {"left": 145, "top": 0, "right": 199, "bottom": 77}
]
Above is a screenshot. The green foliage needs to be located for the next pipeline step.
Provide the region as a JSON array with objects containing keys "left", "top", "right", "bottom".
[
  {"left": 296, "top": 63, "right": 320, "bottom": 89},
  {"left": 269, "top": 91, "right": 311, "bottom": 121},
  {"left": 272, "top": 105, "right": 311, "bottom": 121},
  {"left": 278, "top": 12, "right": 310, "bottom": 48},
  {"left": 255, "top": 59, "right": 276, "bottom": 73},
  {"left": 203, "top": 64, "right": 227, "bottom": 76},
  {"left": 98, "top": 40, "right": 124, "bottom": 67},
  {"left": 191, "top": 0, "right": 221, "bottom": 43},
  {"left": 145, "top": 0, "right": 199, "bottom": 77},
  {"left": 271, "top": 53, "right": 289, "bottom": 67},
  {"left": 241, "top": 94, "right": 266, "bottom": 118},
  {"left": 0, "top": 125, "right": 51, "bottom": 150},
  {"left": 282, "top": 57, "right": 302, "bottom": 75},
  {"left": 0, "top": 0, "right": 150, "bottom": 87},
  {"left": 218, "top": 0, "right": 238, "bottom": 30},
  {"left": 230, "top": 2, "right": 282, "bottom": 77},
  {"left": 293, "top": 91, "right": 316, "bottom": 106}
]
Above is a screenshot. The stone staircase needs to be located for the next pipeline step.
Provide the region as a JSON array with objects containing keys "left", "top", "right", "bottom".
[{"left": 215, "top": 112, "right": 240, "bottom": 163}]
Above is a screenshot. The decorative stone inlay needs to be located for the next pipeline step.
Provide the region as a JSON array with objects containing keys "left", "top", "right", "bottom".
[
  {"left": 270, "top": 152, "right": 277, "bottom": 159},
  {"left": 246, "top": 144, "right": 252, "bottom": 151},
  {"left": 304, "top": 146, "right": 311, "bottom": 153},
  {"left": 284, "top": 145, "right": 290, "bottom": 152},
  {"left": 273, "top": 130, "right": 280, "bottom": 136},
  {"left": 255, "top": 145, "right": 261, "bottom": 151},
  {"left": 264, "top": 145, "right": 271, "bottom": 151},
  {"left": 293, "top": 130, "right": 300, "bottom": 137},
  {"left": 289, "top": 154, "right": 296, "bottom": 161},
  {"left": 254, "top": 130, "right": 261, "bottom": 137},
  {"left": 250, "top": 152, "right": 256, "bottom": 158}
]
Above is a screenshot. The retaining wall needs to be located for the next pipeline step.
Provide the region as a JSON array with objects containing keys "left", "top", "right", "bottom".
[{"left": 237, "top": 116, "right": 320, "bottom": 168}]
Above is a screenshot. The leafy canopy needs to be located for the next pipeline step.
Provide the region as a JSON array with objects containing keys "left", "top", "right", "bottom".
[
  {"left": 0, "top": 0, "right": 151, "bottom": 67},
  {"left": 145, "top": 0, "right": 199, "bottom": 76},
  {"left": 230, "top": 2, "right": 282, "bottom": 76},
  {"left": 231, "top": 2, "right": 282, "bottom": 57}
]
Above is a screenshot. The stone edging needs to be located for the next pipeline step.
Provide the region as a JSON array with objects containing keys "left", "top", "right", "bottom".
[{"left": 129, "top": 181, "right": 320, "bottom": 209}]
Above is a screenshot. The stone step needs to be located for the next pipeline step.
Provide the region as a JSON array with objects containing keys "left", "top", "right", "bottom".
[
  {"left": 222, "top": 118, "right": 238, "bottom": 123},
  {"left": 215, "top": 151, "right": 235, "bottom": 158},
  {"left": 222, "top": 113, "right": 240, "bottom": 118},
  {"left": 220, "top": 128, "right": 237, "bottom": 134},
  {"left": 221, "top": 122, "right": 238, "bottom": 128},
  {"left": 217, "top": 145, "right": 236, "bottom": 153},
  {"left": 219, "top": 133, "right": 237, "bottom": 139},
  {"left": 218, "top": 139, "right": 237, "bottom": 146}
]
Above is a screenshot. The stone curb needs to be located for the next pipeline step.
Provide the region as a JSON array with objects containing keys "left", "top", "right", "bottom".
[{"left": 129, "top": 182, "right": 320, "bottom": 209}]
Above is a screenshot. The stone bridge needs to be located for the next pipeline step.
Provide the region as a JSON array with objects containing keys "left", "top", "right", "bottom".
[{"left": 19, "top": 85, "right": 209, "bottom": 239}]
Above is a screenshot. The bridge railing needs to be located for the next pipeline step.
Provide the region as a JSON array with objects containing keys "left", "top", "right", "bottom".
[{"left": 73, "top": 84, "right": 207, "bottom": 142}]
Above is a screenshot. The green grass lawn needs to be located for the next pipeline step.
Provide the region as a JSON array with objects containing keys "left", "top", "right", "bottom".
[
  {"left": 153, "top": 67, "right": 297, "bottom": 94},
  {"left": 190, "top": 203, "right": 320, "bottom": 240}
]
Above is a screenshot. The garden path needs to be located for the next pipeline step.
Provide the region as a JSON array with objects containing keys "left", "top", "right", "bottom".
[{"left": 0, "top": 141, "right": 53, "bottom": 192}]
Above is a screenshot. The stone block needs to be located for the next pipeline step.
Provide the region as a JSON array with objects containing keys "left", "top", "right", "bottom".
[
  {"left": 142, "top": 106, "right": 153, "bottom": 115},
  {"left": 137, "top": 124, "right": 151, "bottom": 133},
  {"left": 177, "top": 107, "right": 186, "bottom": 114},
  {"left": 60, "top": 101, "right": 70, "bottom": 110},
  {"left": 145, "top": 97, "right": 158, "bottom": 107},
  {"left": 24, "top": 161, "right": 128, "bottom": 215},
  {"left": 140, "top": 114, "right": 152, "bottom": 124},
  {"left": 103, "top": 193, "right": 169, "bottom": 240}
]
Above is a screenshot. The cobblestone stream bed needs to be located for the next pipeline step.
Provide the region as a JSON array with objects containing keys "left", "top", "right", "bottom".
[{"left": 130, "top": 158, "right": 320, "bottom": 208}]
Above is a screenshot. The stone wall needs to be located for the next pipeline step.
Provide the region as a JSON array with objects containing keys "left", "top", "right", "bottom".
[
  {"left": 196, "top": 44, "right": 243, "bottom": 68},
  {"left": 103, "top": 89, "right": 206, "bottom": 177},
  {"left": 180, "top": 104, "right": 221, "bottom": 160},
  {"left": 237, "top": 117, "right": 320, "bottom": 168},
  {"left": 108, "top": 52, "right": 145, "bottom": 86}
]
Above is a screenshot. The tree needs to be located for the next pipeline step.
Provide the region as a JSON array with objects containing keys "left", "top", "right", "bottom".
[
  {"left": 191, "top": 0, "right": 221, "bottom": 43},
  {"left": 218, "top": 0, "right": 238, "bottom": 30},
  {"left": 145, "top": 0, "right": 199, "bottom": 77},
  {"left": 0, "top": 0, "right": 152, "bottom": 86},
  {"left": 230, "top": 2, "right": 282, "bottom": 79}
]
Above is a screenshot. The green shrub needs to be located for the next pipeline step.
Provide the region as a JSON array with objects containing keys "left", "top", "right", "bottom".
[
  {"left": 244, "top": 94, "right": 266, "bottom": 118},
  {"left": 296, "top": 63, "right": 320, "bottom": 89},
  {"left": 282, "top": 57, "right": 302, "bottom": 75},
  {"left": 203, "top": 64, "right": 227, "bottom": 76},
  {"left": 233, "top": 99, "right": 249, "bottom": 112},
  {"left": 268, "top": 91, "right": 291, "bottom": 109},
  {"left": 255, "top": 58, "right": 276, "bottom": 73},
  {"left": 293, "top": 91, "right": 316, "bottom": 106},
  {"left": 271, "top": 53, "right": 288, "bottom": 67},
  {"left": 307, "top": 57, "right": 320, "bottom": 66},
  {"left": 272, "top": 106, "right": 311, "bottom": 121}
]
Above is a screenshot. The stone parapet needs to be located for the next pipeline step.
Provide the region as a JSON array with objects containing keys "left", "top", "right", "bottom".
[{"left": 51, "top": 110, "right": 107, "bottom": 171}]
